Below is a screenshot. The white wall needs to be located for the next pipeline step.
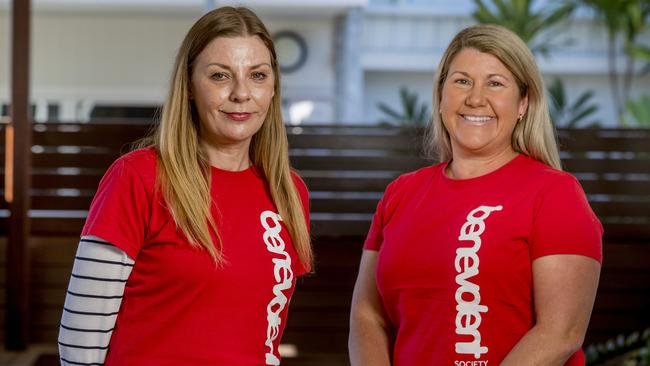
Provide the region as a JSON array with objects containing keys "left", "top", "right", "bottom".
[
  {"left": 360, "top": 11, "right": 650, "bottom": 127},
  {"left": 361, "top": 13, "right": 472, "bottom": 71},
  {"left": 0, "top": 11, "right": 10, "bottom": 105},
  {"left": 31, "top": 11, "right": 191, "bottom": 100},
  {"left": 1, "top": 2, "right": 648, "bottom": 125},
  {"left": 265, "top": 17, "right": 336, "bottom": 123},
  {"left": 0, "top": 9, "right": 196, "bottom": 120},
  {"left": 0, "top": 8, "right": 337, "bottom": 122}
]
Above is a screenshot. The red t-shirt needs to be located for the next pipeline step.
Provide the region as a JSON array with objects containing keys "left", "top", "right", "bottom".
[
  {"left": 82, "top": 148, "right": 310, "bottom": 365},
  {"left": 364, "top": 154, "right": 602, "bottom": 366}
]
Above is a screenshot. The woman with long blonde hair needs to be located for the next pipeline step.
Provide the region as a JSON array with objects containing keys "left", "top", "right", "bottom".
[
  {"left": 58, "top": 7, "right": 311, "bottom": 365},
  {"left": 350, "top": 24, "right": 601, "bottom": 366}
]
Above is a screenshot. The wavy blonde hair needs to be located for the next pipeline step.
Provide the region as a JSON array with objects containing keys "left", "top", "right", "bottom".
[
  {"left": 426, "top": 24, "right": 561, "bottom": 170},
  {"left": 142, "top": 6, "right": 311, "bottom": 267}
]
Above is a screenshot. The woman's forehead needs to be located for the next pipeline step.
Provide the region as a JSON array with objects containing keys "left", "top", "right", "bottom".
[{"left": 197, "top": 36, "right": 272, "bottom": 66}]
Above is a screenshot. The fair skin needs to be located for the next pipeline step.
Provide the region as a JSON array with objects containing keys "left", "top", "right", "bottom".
[
  {"left": 440, "top": 47, "right": 528, "bottom": 179},
  {"left": 349, "top": 251, "right": 392, "bottom": 366},
  {"left": 349, "top": 47, "right": 601, "bottom": 365},
  {"left": 191, "top": 35, "right": 275, "bottom": 171},
  {"left": 500, "top": 255, "right": 600, "bottom": 365}
]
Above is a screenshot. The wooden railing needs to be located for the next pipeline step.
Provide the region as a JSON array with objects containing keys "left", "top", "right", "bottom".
[{"left": 0, "top": 123, "right": 648, "bottom": 365}]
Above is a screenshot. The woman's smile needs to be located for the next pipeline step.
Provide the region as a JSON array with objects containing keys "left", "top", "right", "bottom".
[{"left": 440, "top": 48, "right": 528, "bottom": 158}]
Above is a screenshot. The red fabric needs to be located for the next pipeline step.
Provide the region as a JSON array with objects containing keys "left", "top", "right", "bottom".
[
  {"left": 364, "top": 154, "right": 602, "bottom": 366},
  {"left": 82, "top": 148, "right": 310, "bottom": 365}
]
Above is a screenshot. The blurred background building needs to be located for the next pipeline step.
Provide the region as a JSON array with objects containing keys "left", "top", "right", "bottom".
[
  {"left": 1, "top": 0, "right": 649, "bottom": 126},
  {"left": 0, "top": 1, "right": 649, "bottom": 365}
]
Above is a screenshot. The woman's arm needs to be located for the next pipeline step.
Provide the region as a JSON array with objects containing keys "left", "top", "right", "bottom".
[
  {"left": 58, "top": 236, "right": 135, "bottom": 366},
  {"left": 500, "top": 254, "right": 600, "bottom": 366},
  {"left": 349, "top": 250, "right": 392, "bottom": 366}
]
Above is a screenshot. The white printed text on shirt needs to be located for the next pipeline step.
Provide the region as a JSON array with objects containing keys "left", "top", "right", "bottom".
[
  {"left": 260, "top": 211, "right": 294, "bottom": 366},
  {"left": 454, "top": 205, "right": 503, "bottom": 359}
]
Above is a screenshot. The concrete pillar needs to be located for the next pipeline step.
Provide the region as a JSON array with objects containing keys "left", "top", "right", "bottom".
[{"left": 335, "top": 8, "right": 364, "bottom": 124}]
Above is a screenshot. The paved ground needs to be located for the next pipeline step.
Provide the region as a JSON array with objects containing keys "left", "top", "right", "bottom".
[{"left": 0, "top": 344, "right": 57, "bottom": 366}]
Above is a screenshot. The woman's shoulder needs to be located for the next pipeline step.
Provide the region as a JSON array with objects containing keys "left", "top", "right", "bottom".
[
  {"left": 390, "top": 162, "right": 444, "bottom": 190},
  {"left": 118, "top": 147, "right": 157, "bottom": 170},
  {"left": 520, "top": 155, "right": 578, "bottom": 186},
  {"left": 290, "top": 170, "right": 309, "bottom": 200},
  {"left": 518, "top": 155, "right": 584, "bottom": 200},
  {"left": 104, "top": 147, "right": 158, "bottom": 190},
  {"left": 379, "top": 163, "right": 444, "bottom": 204}
]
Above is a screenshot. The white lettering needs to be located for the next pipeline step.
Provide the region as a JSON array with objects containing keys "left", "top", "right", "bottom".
[
  {"left": 454, "top": 205, "right": 502, "bottom": 359},
  {"left": 455, "top": 361, "right": 490, "bottom": 366},
  {"left": 260, "top": 211, "right": 294, "bottom": 366}
]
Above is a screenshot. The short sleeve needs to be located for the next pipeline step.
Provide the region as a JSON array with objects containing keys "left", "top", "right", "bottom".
[
  {"left": 290, "top": 171, "right": 311, "bottom": 275},
  {"left": 81, "top": 158, "right": 151, "bottom": 259},
  {"left": 530, "top": 174, "right": 603, "bottom": 262},
  {"left": 291, "top": 172, "right": 310, "bottom": 233},
  {"left": 364, "top": 179, "right": 398, "bottom": 251}
]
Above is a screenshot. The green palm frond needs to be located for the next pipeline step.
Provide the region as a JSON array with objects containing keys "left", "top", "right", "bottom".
[
  {"left": 472, "top": 0, "right": 575, "bottom": 56},
  {"left": 623, "top": 95, "right": 650, "bottom": 127},
  {"left": 377, "top": 105, "right": 402, "bottom": 121},
  {"left": 377, "top": 87, "right": 431, "bottom": 127},
  {"left": 627, "top": 44, "right": 650, "bottom": 74},
  {"left": 547, "top": 78, "right": 600, "bottom": 127}
]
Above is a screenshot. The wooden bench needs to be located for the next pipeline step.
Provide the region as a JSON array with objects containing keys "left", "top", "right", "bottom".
[{"left": 0, "top": 123, "right": 648, "bottom": 365}]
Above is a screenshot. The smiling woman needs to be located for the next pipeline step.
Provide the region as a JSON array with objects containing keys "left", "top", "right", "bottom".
[
  {"left": 439, "top": 48, "right": 528, "bottom": 175},
  {"left": 350, "top": 24, "right": 602, "bottom": 366},
  {"left": 57, "top": 6, "right": 312, "bottom": 366}
]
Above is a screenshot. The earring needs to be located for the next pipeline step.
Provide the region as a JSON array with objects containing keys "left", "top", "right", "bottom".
[{"left": 517, "top": 114, "right": 523, "bottom": 121}]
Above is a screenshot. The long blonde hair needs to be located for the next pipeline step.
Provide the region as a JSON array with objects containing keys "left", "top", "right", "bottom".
[
  {"left": 426, "top": 24, "right": 561, "bottom": 169},
  {"left": 144, "top": 6, "right": 311, "bottom": 267}
]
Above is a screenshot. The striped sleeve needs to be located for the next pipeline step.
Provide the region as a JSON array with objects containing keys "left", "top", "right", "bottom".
[{"left": 58, "top": 235, "right": 135, "bottom": 365}]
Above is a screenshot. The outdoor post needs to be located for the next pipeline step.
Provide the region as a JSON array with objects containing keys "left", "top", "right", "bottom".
[
  {"left": 6, "top": 0, "right": 32, "bottom": 350},
  {"left": 335, "top": 7, "right": 364, "bottom": 123}
]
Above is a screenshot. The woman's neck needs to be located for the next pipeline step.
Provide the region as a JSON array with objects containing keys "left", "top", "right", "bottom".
[
  {"left": 200, "top": 140, "right": 252, "bottom": 172},
  {"left": 446, "top": 148, "right": 519, "bottom": 180}
]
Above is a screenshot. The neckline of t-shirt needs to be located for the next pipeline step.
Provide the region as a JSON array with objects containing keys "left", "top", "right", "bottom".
[
  {"left": 210, "top": 164, "right": 259, "bottom": 178},
  {"left": 440, "top": 153, "right": 526, "bottom": 186}
]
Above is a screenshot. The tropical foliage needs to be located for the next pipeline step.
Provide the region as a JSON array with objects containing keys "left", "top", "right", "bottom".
[
  {"left": 626, "top": 44, "right": 650, "bottom": 75},
  {"left": 547, "top": 78, "right": 600, "bottom": 127},
  {"left": 623, "top": 95, "right": 650, "bottom": 127},
  {"left": 472, "top": 0, "right": 601, "bottom": 127},
  {"left": 472, "top": 0, "right": 575, "bottom": 56},
  {"left": 575, "top": 0, "right": 650, "bottom": 122},
  {"left": 377, "top": 87, "right": 431, "bottom": 126}
]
